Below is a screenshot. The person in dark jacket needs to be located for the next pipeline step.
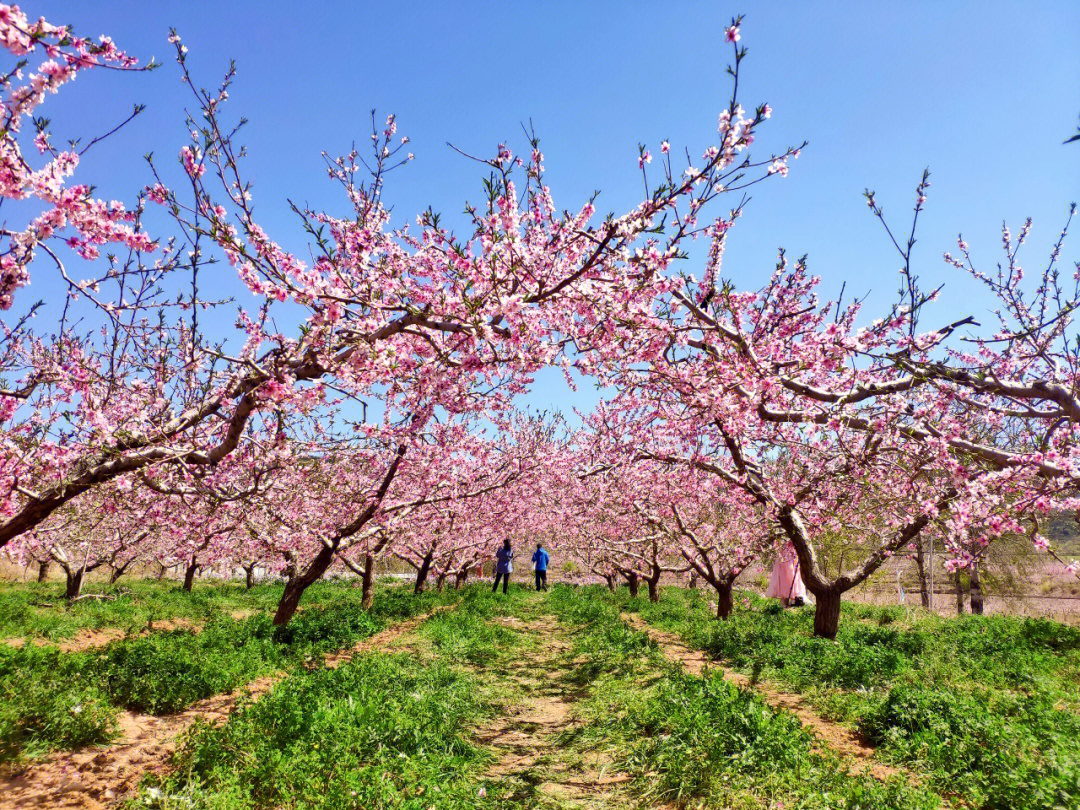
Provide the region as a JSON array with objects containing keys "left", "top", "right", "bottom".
[
  {"left": 531, "top": 543, "right": 550, "bottom": 591},
  {"left": 492, "top": 538, "right": 514, "bottom": 594}
]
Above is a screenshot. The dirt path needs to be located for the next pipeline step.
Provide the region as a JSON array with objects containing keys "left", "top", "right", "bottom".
[
  {"left": 623, "top": 613, "right": 905, "bottom": 782},
  {"left": 0, "top": 608, "right": 445, "bottom": 810},
  {"left": 474, "top": 615, "right": 632, "bottom": 809}
]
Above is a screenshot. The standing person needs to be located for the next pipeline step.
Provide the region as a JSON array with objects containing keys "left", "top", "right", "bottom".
[
  {"left": 765, "top": 542, "right": 806, "bottom": 607},
  {"left": 492, "top": 538, "right": 514, "bottom": 594},
  {"left": 531, "top": 542, "right": 550, "bottom": 591}
]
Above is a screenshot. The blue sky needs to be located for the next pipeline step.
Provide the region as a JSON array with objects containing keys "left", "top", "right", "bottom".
[{"left": 27, "top": 1, "right": 1080, "bottom": 419}]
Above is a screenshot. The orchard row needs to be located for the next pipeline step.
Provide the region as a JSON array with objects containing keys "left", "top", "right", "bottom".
[{"left": 0, "top": 7, "right": 1076, "bottom": 639}]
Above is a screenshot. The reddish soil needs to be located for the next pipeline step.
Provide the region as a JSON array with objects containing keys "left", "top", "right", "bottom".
[{"left": 0, "top": 608, "right": 445, "bottom": 810}]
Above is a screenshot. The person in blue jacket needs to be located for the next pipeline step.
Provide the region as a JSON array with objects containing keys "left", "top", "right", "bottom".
[
  {"left": 531, "top": 542, "right": 550, "bottom": 591},
  {"left": 492, "top": 538, "right": 514, "bottom": 594}
]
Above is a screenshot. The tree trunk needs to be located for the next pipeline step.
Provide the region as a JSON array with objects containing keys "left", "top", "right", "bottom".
[
  {"left": 273, "top": 545, "right": 337, "bottom": 626},
  {"left": 626, "top": 571, "right": 639, "bottom": 598},
  {"left": 604, "top": 574, "right": 616, "bottom": 593},
  {"left": 182, "top": 561, "right": 199, "bottom": 592},
  {"left": 647, "top": 577, "right": 660, "bottom": 603},
  {"left": 37, "top": 560, "right": 51, "bottom": 582},
  {"left": 716, "top": 582, "right": 734, "bottom": 619},
  {"left": 435, "top": 571, "right": 446, "bottom": 592},
  {"left": 969, "top": 561, "right": 984, "bottom": 615},
  {"left": 244, "top": 564, "right": 256, "bottom": 589},
  {"left": 361, "top": 554, "right": 375, "bottom": 609},
  {"left": 64, "top": 567, "right": 85, "bottom": 600},
  {"left": 812, "top": 589, "right": 842, "bottom": 639},
  {"left": 954, "top": 569, "right": 965, "bottom": 615},
  {"left": 156, "top": 562, "right": 168, "bottom": 580},
  {"left": 108, "top": 565, "right": 127, "bottom": 585},
  {"left": 453, "top": 568, "right": 468, "bottom": 590},
  {"left": 414, "top": 552, "right": 433, "bottom": 595},
  {"left": 688, "top": 571, "right": 698, "bottom": 589},
  {"left": 914, "top": 541, "right": 930, "bottom": 608}
]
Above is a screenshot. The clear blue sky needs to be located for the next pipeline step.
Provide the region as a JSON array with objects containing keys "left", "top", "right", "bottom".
[{"left": 30, "top": 1, "right": 1080, "bottom": 419}]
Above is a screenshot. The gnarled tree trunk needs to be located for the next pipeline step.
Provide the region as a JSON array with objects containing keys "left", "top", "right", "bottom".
[
  {"left": 273, "top": 545, "right": 336, "bottom": 626},
  {"left": 812, "top": 588, "right": 842, "bottom": 639},
  {"left": 914, "top": 541, "right": 930, "bottom": 608},
  {"left": 182, "top": 561, "right": 199, "bottom": 592},
  {"left": 969, "top": 561, "right": 984, "bottom": 615},
  {"left": 453, "top": 566, "right": 469, "bottom": 589},
  {"left": 361, "top": 554, "right": 376, "bottom": 609},
  {"left": 64, "top": 567, "right": 86, "bottom": 600},
  {"left": 414, "top": 551, "right": 434, "bottom": 595},
  {"left": 646, "top": 576, "right": 661, "bottom": 602},
  {"left": 716, "top": 581, "right": 734, "bottom": 619}
]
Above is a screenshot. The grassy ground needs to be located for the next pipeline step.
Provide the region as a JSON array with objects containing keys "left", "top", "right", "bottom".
[
  {"left": 0, "top": 578, "right": 376, "bottom": 642},
  {"left": 0, "top": 580, "right": 462, "bottom": 763},
  {"left": 134, "top": 585, "right": 538, "bottom": 809},
  {"left": 136, "top": 584, "right": 947, "bottom": 810},
  {"left": 6, "top": 579, "right": 1077, "bottom": 809},
  {"left": 623, "top": 585, "right": 1080, "bottom": 810}
]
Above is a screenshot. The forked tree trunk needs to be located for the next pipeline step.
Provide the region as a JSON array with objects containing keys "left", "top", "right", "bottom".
[
  {"left": 108, "top": 564, "right": 128, "bottom": 585},
  {"left": 243, "top": 564, "right": 257, "bottom": 589},
  {"left": 812, "top": 589, "right": 842, "bottom": 639},
  {"left": 625, "top": 571, "right": 639, "bottom": 598},
  {"left": 37, "top": 560, "right": 50, "bottom": 583},
  {"left": 604, "top": 574, "right": 616, "bottom": 593},
  {"left": 64, "top": 567, "right": 86, "bottom": 600},
  {"left": 453, "top": 567, "right": 469, "bottom": 589},
  {"left": 273, "top": 545, "right": 337, "bottom": 626},
  {"left": 954, "top": 569, "right": 965, "bottom": 615},
  {"left": 414, "top": 552, "right": 433, "bottom": 595},
  {"left": 435, "top": 571, "right": 447, "bottom": 592},
  {"left": 182, "top": 562, "right": 199, "bottom": 592},
  {"left": 361, "top": 554, "right": 376, "bottom": 609},
  {"left": 969, "top": 562, "right": 984, "bottom": 615},
  {"left": 156, "top": 562, "right": 168, "bottom": 581},
  {"left": 716, "top": 582, "right": 734, "bottom": 619}
]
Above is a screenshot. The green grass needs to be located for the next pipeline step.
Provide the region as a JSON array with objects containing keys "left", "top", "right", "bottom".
[
  {"left": 0, "top": 582, "right": 462, "bottom": 763},
  {"left": 132, "top": 585, "right": 535, "bottom": 810},
  {"left": 624, "top": 585, "right": 1080, "bottom": 810},
  {"left": 545, "top": 585, "right": 940, "bottom": 810},
  {"left": 0, "top": 576, "right": 420, "bottom": 642}
]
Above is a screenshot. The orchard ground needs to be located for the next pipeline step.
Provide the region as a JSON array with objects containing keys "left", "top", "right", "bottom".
[{"left": 0, "top": 576, "right": 1077, "bottom": 810}]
